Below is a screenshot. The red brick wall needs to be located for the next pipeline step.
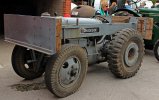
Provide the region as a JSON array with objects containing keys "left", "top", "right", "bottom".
[
  {"left": 63, "top": 0, "right": 71, "bottom": 17},
  {"left": 37, "top": 0, "right": 71, "bottom": 16}
]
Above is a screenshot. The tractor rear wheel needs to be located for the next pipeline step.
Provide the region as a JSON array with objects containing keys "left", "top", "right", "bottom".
[
  {"left": 108, "top": 28, "right": 144, "bottom": 79},
  {"left": 154, "top": 40, "right": 159, "bottom": 61},
  {"left": 45, "top": 44, "right": 88, "bottom": 98},
  {"left": 12, "top": 45, "right": 45, "bottom": 80}
]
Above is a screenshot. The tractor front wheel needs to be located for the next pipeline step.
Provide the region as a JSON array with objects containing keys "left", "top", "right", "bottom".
[{"left": 45, "top": 44, "right": 88, "bottom": 98}]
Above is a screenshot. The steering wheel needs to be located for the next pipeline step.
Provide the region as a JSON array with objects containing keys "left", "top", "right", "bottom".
[{"left": 113, "top": 0, "right": 142, "bottom": 17}]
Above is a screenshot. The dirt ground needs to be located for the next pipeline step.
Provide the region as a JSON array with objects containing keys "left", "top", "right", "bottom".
[{"left": 1, "top": 36, "right": 159, "bottom": 100}]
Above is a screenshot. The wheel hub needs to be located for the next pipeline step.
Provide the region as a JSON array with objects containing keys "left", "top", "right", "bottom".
[
  {"left": 70, "top": 66, "right": 78, "bottom": 77},
  {"left": 59, "top": 57, "right": 81, "bottom": 87},
  {"left": 124, "top": 42, "right": 139, "bottom": 67}
]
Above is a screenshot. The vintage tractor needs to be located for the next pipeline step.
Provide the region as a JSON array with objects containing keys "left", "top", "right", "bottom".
[
  {"left": 4, "top": 13, "right": 151, "bottom": 97},
  {"left": 114, "top": 0, "right": 159, "bottom": 61}
]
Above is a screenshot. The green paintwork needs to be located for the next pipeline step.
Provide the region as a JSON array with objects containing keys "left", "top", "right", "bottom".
[
  {"left": 139, "top": 8, "right": 159, "bottom": 13},
  {"left": 138, "top": 8, "right": 159, "bottom": 47}
]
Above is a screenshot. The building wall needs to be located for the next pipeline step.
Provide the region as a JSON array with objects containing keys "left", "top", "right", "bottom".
[{"left": 37, "top": 0, "right": 64, "bottom": 16}]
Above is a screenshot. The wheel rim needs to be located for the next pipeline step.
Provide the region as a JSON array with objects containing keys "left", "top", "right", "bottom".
[
  {"left": 157, "top": 46, "right": 159, "bottom": 56},
  {"left": 59, "top": 56, "right": 81, "bottom": 87},
  {"left": 124, "top": 42, "right": 139, "bottom": 67}
]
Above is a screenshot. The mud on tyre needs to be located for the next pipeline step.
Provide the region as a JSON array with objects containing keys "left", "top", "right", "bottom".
[
  {"left": 45, "top": 44, "right": 88, "bottom": 98},
  {"left": 108, "top": 28, "right": 144, "bottom": 79}
]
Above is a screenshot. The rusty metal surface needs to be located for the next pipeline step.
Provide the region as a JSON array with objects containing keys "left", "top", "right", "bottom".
[
  {"left": 55, "top": 19, "right": 62, "bottom": 52},
  {"left": 4, "top": 14, "right": 61, "bottom": 55}
]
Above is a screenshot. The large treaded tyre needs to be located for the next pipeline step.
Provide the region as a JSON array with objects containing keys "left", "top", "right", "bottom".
[
  {"left": 107, "top": 28, "right": 144, "bottom": 79},
  {"left": 12, "top": 45, "right": 45, "bottom": 80},
  {"left": 154, "top": 40, "right": 159, "bottom": 61},
  {"left": 45, "top": 45, "right": 88, "bottom": 98}
]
